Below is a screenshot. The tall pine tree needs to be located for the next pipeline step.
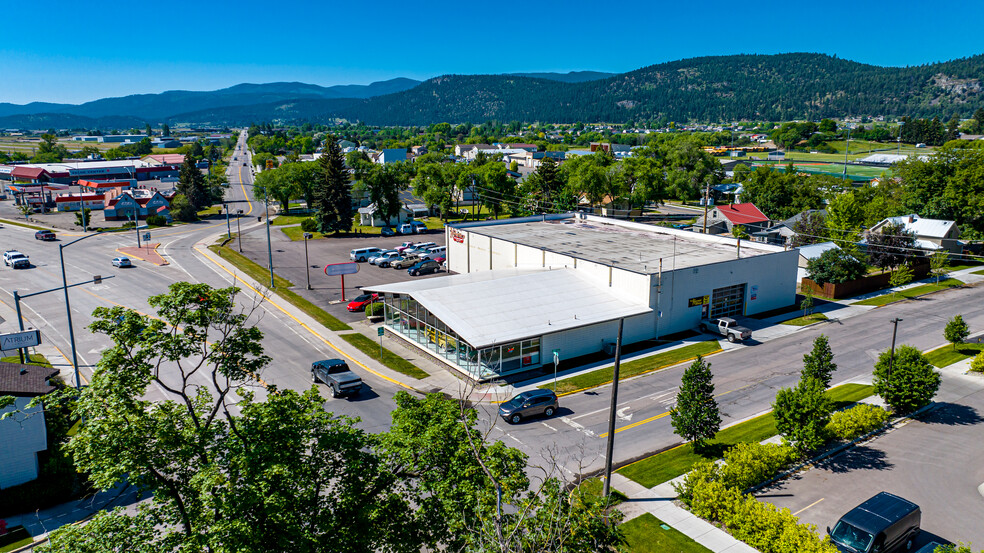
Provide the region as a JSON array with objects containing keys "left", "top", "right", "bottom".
[
  {"left": 670, "top": 355, "right": 721, "bottom": 451},
  {"left": 802, "top": 334, "right": 837, "bottom": 388},
  {"left": 315, "top": 136, "right": 353, "bottom": 234},
  {"left": 177, "top": 156, "right": 208, "bottom": 211}
]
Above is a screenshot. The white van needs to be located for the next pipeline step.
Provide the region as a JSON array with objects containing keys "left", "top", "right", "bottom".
[
  {"left": 350, "top": 247, "right": 383, "bottom": 262},
  {"left": 420, "top": 245, "right": 446, "bottom": 260}
]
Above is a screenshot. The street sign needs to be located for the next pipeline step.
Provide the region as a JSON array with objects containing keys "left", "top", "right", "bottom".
[
  {"left": 0, "top": 329, "right": 41, "bottom": 350},
  {"left": 324, "top": 262, "right": 359, "bottom": 276},
  {"left": 143, "top": 232, "right": 151, "bottom": 241},
  {"left": 552, "top": 349, "right": 560, "bottom": 366},
  {"left": 378, "top": 327, "right": 385, "bottom": 337}
]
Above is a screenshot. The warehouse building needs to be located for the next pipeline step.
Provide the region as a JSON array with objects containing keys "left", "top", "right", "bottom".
[{"left": 367, "top": 214, "right": 798, "bottom": 381}]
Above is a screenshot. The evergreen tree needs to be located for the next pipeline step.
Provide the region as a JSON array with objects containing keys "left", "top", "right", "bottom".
[
  {"left": 973, "top": 108, "right": 984, "bottom": 134},
  {"left": 177, "top": 156, "right": 208, "bottom": 210},
  {"left": 802, "top": 334, "right": 837, "bottom": 388},
  {"left": 944, "top": 315, "right": 969, "bottom": 351},
  {"left": 188, "top": 141, "right": 205, "bottom": 161},
  {"left": 162, "top": 122, "right": 170, "bottom": 137},
  {"left": 314, "top": 136, "right": 353, "bottom": 234},
  {"left": 670, "top": 355, "right": 721, "bottom": 451}
]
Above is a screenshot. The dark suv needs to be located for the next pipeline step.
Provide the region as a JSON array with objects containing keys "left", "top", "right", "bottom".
[
  {"left": 499, "top": 389, "right": 559, "bottom": 424},
  {"left": 408, "top": 259, "right": 441, "bottom": 276}
]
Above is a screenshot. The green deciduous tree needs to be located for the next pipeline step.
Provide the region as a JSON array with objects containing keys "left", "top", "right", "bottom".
[
  {"left": 866, "top": 222, "right": 917, "bottom": 271},
  {"left": 670, "top": 355, "right": 721, "bottom": 451},
  {"left": 169, "top": 193, "right": 197, "bottom": 222},
  {"left": 889, "top": 264, "right": 914, "bottom": 292},
  {"left": 873, "top": 344, "right": 940, "bottom": 414},
  {"left": 772, "top": 378, "right": 832, "bottom": 453},
  {"left": 824, "top": 191, "right": 866, "bottom": 255},
  {"left": 944, "top": 314, "right": 970, "bottom": 350},
  {"left": 314, "top": 137, "right": 353, "bottom": 234},
  {"left": 802, "top": 334, "right": 837, "bottom": 388},
  {"left": 360, "top": 163, "right": 409, "bottom": 224},
  {"left": 806, "top": 248, "right": 867, "bottom": 285},
  {"left": 413, "top": 161, "right": 462, "bottom": 221},
  {"left": 930, "top": 250, "right": 950, "bottom": 284},
  {"left": 75, "top": 208, "right": 91, "bottom": 229}
]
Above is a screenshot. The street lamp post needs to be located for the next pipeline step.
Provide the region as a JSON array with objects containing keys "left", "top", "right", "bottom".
[
  {"left": 60, "top": 232, "right": 106, "bottom": 389},
  {"left": 303, "top": 232, "right": 313, "bottom": 290},
  {"left": 236, "top": 209, "right": 244, "bottom": 252},
  {"left": 888, "top": 318, "right": 903, "bottom": 377},
  {"left": 131, "top": 209, "right": 141, "bottom": 249},
  {"left": 264, "top": 187, "right": 274, "bottom": 288}
]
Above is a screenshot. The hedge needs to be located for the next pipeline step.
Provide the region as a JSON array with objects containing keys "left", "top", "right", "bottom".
[
  {"left": 826, "top": 404, "right": 889, "bottom": 441},
  {"left": 971, "top": 351, "right": 984, "bottom": 373},
  {"left": 365, "top": 302, "right": 384, "bottom": 318}
]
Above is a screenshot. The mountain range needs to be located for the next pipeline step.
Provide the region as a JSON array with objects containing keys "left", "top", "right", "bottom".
[{"left": 1, "top": 56, "right": 982, "bottom": 129}]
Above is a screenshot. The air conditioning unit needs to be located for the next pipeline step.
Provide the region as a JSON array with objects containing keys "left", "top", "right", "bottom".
[{"left": 602, "top": 342, "right": 617, "bottom": 356}]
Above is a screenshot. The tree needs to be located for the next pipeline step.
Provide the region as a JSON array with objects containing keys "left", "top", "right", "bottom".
[
  {"left": 791, "top": 211, "right": 827, "bottom": 247},
  {"left": 360, "top": 163, "right": 409, "bottom": 224},
  {"left": 75, "top": 207, "right": 91, "bottom": 229},
  {"left": 824, "top": 191, "right": 865, "bottom": 255},
  {"left": 177, "top": 156, "right": 208, "bottom": 210},
  {"left": 802, "top": 335, "right": 837, "bottom": 388},
  {"left": 889, "top": 264, "right": 914, "bottom": 292},
  {"left": 478, "top": 162, "right": 516, "bottom": 219},
  {"left": 314, "top": 136, "right": 353, "bottom": 234},
  {"left": 800, "top": 289, "right": 814, "bottom": 317},
  {"left": 944, "top": 314, "right": 970, "bottom": 351},
  {"left": 772, "top": 378, "right": 831, "bottom": 453},
  {"left": 731, "top": 224, "right": 749, "bottom": 258},
  {"left": 930, "top": 250, "right": 950, "bottom": 284},
  {"left": 670, "top": 355, "right": 721, "bottom": 451},
  {"left": 873, "top": 344, "right": 940, "bottom": 414},
  {"left": 865, "top": 222, "right": 917, "bottom": 271},
  {"left": 162, "top": 122, "right": 170, "bottom": 136},
  {"left": 413, "top": 161, "right": 461, "bottom": 221},
  {"left": 806, "top": 248, "right": 867, "bottom": 285},
  {"left": 169, "top": 193, "right": 197, "bottom": 222}
]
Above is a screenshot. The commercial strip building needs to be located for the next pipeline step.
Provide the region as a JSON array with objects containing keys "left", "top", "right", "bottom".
[
  {"left": 366, "top": 214, "right": 798, "bottom": 381},
  {"left": 0, "top": 159, "right": 182, "bottom": 187}
]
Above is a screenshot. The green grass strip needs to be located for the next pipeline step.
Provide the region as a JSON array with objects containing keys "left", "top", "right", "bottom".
[
  {"left": 778, "top": 313, "right": 828, "bottom": 326},
  {"left": 617, "top": 383, "right": 874, "bottom": 488},
  {"left": 973, "top": 268, "right": 984, "bottom": 276},
  {"left": 271, "top": 215, "right": 312, "bottom": 226},
  {"left": 925, "top": 343, "right": 984, "bottom": 368},
  {"left": 281, "top": 226, "right": 324, "bottom": 241},
  {"left": 340, "top": 333, "right": 427, "bottom": 379},
  {"left": 852, "top": 279, "right": 963, "bottom": 306},
  {"left": 1, "top": 353, "right": 53, "bottom": 368},
  {"left": 621, "top": 513, "right": 711, "bottom": 553},
  {"left": 207, "top": 244, "right": 351, "bottom": 332},
  {"left": 543, "top": 341, "right": 722, "bottom": 395},
  {"left": 0, "top": 218, "right": 49, "bottom": 231}
]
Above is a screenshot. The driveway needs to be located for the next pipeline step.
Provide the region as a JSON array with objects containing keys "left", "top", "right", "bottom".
[{"left": 757, "top": 382, "right": 984, "bottom": 548}]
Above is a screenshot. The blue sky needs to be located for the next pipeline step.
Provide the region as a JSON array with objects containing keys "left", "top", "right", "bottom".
[{"left": 4, "top": 0, "right": 984, "bottom": 104}]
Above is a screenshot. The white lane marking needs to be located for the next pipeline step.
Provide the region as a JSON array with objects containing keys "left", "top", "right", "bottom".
[
  {"left": 559, "top": 416, "right": 597, "bottom": 438},
  {"left": 569, "top": 387, "right": 678, "bottom": 421},
  {"left": 616, "top": 407, "right": 632, "bottom": 421},
  {"left": 506, "top": 434, "right": 524, "bottom": 445},
  {"left": 541, "top": 423, "right": 559, "bottom": 432}
]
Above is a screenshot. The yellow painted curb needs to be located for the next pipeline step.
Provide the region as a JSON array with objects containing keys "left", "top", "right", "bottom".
[{"left": 116, "top": 244, "right": 168, "bottom": 266}]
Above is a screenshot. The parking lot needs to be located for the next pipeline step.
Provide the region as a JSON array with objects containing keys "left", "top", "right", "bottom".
[
  {"left": 757, "top": 385, "right": 984, "bottom": 549},
  {"left": 238, "top": 225, "right": 447, "bottom": 323}
]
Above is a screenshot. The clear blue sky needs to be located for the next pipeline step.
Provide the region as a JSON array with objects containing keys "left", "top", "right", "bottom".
[{"left": 4, "top": 0, "right": 983, "bottom": 105}]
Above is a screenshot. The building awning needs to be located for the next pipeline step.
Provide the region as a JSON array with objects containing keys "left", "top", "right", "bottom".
[{"left": 366, "top": 269, "right": 651, "bottom": 349}]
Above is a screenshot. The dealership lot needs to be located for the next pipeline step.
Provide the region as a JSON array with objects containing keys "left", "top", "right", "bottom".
[
  {"left": 757, "top": 385, "right": 984, "bottom": 549},
  {"left": 240, "top": 226, "right": 447, "bottom": 322}
]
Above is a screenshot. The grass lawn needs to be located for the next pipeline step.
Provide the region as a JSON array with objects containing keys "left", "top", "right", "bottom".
[
  {"left": 778, "top": 313, "right": 828, "bottom": 326},
  {"left": 617, "top": 383, "right": 874, "bottom": 488},
  {"left": 0, "top": 217, "right": 49, "bottom": 231},
  {"left": 340, "top": 332, "right": 428, "bottom": 379},
  {"left": 578, "top": 477, "right": 628, "bottom": 506},
  {"left": 271, "top": 214, "right": 312, "bottom": 226},
  {"left": 281, "top": 226, "right": 325, "bottom": 241},
  {"left": 197, "top": 205, "right": 223, "bottom": 217},
  {"left": 973, "top": 268, "right": 984, "bottom": 276},
  {"left": 0, "top": 526, "right": 33, "bottom": 553},
  {"left": 543, "top": 341, "right": 722, "bottom": 395},
  {"left": 925, "top": 343, "right": 984, "bottom": 368},
  {"left": 621, "top": 513, "right": 711, "bottom": 553},
  {"left": 207, "top": 244, "right": 351, "bottom": 332},
  {"left": 852, "top": 279, "right": 964, "bottom": 306},
  {"left": 1, "top": 353, "right": 53, "bottom": 368}
]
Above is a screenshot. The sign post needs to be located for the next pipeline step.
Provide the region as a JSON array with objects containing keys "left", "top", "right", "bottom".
[
  {"left": 0, "top": 329, "right": 41, "bottom": 353},
  {"left": 324, "top": 262, "right": 360, "bottom": 302},
  {"left": 552, "top": 349, "right": 560, "bottom": 391},
  {"left": 378, "top": 326, "right": 385, "bottom": 359}
]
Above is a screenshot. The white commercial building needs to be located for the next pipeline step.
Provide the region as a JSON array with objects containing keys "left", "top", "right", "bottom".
[{"left": 367, "top": 214, "right": 798, "bottom": 381}]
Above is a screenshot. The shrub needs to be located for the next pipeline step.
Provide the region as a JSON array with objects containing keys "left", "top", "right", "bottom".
[
  {"left": 970, "top": 352, "right": 984, "bottom": 373},
  {"left": 773, "top": 378, "right": 832, "bottom": 453},
  {"left": 873, "top": 345, "right": 940, "bottom": 414},
  {"left": 146, "top": 214, "right": 168, "bottom": 227},
  {"left": 719, "top": 442, "right": 799, "bottom": 491},
  {"left": 826, "top": 404, "right": 890, "bottom": 440},
  {"left": 300, "top": 218, "right": 318, "bottom": 233},
  {"left": 365, "top": 302, "right": 384, "bottom": 318}
]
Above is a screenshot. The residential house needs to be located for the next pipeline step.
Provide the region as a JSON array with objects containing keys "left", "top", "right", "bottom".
[
  {"left": 868, "top": 214, "right": 961, "bottom": 254},
  {"left": 0, "top": 361, "right": 59, "bottom": 489},
  {"left": 455, "top": 144, "right": 491, "bottom": 157},
  {"left": 693, "top": 203, "right": 771, "bottom": 235},
  {"left": 751, "top": 209, "right": 825, "bottom": 246},
  {"left": 410, "top": 145, "right": 428, "bottom": 157},
  {"left": 796, "top": 241, "right": 840, "bottom": 281},
  {"left": 378, "top": 148, "right": 407, "bottom": 164},
  {"left": 358, "top": 203, "right": 412, "bottom": 227}
]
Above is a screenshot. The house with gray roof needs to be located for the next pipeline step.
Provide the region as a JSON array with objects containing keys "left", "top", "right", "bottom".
[{"left": 0, "top": 361, "right": 59, "bottom": 489}]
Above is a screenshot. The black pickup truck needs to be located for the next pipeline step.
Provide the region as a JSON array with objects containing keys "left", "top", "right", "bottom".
[{"left": 311, "top": 359, "right": 363, "bottom": 398}]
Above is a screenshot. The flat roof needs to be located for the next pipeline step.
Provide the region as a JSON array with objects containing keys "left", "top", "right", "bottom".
[
  {"left": 366, "top": 269, "right": 650, "bottom": 349},
  {"left": 458, "top": 216, "right": 784, "bottom": 274}
]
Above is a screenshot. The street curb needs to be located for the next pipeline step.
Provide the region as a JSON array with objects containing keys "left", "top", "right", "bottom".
[{"left": 116, "top": 243, "right": 168, "bottom": 266}]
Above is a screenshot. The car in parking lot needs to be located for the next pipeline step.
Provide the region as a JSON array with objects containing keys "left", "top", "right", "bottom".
[
  {"left": 350, "top": 247, "right": 383, "bottom": 262},
  {"left": 112, "top": 256, "right": 132, "bottom": 268},
  {"left": 417, "top": 246, "right": 446, "bottom": 260},
  {"left": 346, "top": 292, "right": 379, "bottom": 312},
  {"left": 404, "top": 242, "right": 437, "bottom": 256},
  {"left": 381, "top": 227, "right": 396, "bottom": 236},
  {"left": 499, "top": 389, "right": 559, "bottom": 424},
  {"left": 34, "top": 230, "right": 56, "bottom": 241},
  {"left": 396, "top": 241, "right": 417, "bottom": 253},
  {"left": 390, "top": 256, "right": 419, "bottom": 269},
  {"left": 369, "top": 250, "right": 401, "bottom": 267},
  {"left": 408, "top": 259, "right": 441, "bottom": 276},
  {"left": 828, "top": 492, "right": 920, "bottom": 553}
]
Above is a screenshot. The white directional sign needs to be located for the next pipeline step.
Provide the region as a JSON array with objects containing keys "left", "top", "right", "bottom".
[{"left": 0, "top": 329, "right": 41, "bottom": 350}]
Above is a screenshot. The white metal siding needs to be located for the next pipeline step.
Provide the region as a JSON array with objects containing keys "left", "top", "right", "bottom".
[{"left": 0, "top": 398, "right": 47, "bottom": 489}]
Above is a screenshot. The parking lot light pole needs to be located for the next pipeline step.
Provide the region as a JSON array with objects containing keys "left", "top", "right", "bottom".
[
  {"left": 236, "top": 210, "right": 244, "bottom": 252},
  {"left": 303, "top": 232, "right": 313, "bottom": 290}
]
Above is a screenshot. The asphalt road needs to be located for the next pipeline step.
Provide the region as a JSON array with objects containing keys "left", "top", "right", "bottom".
[{"left": 758, "top": 381, "right": 984, "bottom": 548}]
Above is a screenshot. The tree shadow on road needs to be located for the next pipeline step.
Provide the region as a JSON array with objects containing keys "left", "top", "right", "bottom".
[
  {"left": 919, "top": 402, "right": 984, "bottom": 426},
  {"left": 815, "top": 444, "right": 893, "bottom": 474}
]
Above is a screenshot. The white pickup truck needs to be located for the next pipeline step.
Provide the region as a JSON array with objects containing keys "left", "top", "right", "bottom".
[
  {"left": 700, "top": 317, "right": 752, "bottom": 343},
  {"left": 3, "top": 250, "right": 30, "bottom": 269}
]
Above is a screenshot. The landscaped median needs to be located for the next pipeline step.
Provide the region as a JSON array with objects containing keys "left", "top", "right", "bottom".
[
  {"left": 925, "top": 342, "right": 984, "bottom": 368},
  {"left": 617, "top": 383, "right": 874, "bottom": 488},
  {"left": 851, "top": 278, "right": 963, "bottom": 306},
  {"left": 0, "top": 217, "right": 51, "bottom": 232},
  {"left": 541, "top": 341, "right": 722, "bottom": 396},
  {"left": 778, "top": 312, "right": 828, "bottom": 326},
  {"left": 340, "top": 333, "right": 428, "bottom": 380}
]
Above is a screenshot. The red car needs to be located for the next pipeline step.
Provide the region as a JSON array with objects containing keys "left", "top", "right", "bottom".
[{"left": 347, "top": 293, "right": 379, "bottom": 312}]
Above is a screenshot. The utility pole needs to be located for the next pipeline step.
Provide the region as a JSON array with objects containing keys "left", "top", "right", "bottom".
[
  {"left": 702, "top": 182, "right": 711, "bottom": 234},
  {"left": 13, "top": 290, "right": 25, "bottom": 364},
  {"left": 264, "top": 187, "right": 274, "bottom": 288},
  {"left": 303, "top": 232, "right": 313, "bottom": 290},
  {"left": 236, "top": 209, "right": 244, "bottom": 252},
  {"left": 602, "top": 318, "right": 625, "bottom": 498},
  {"left": 888, "top": 318, "right": 903, "bottom": 377}
]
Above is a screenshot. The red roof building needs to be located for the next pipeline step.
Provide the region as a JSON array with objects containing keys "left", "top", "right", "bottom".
[{"left": 695, "top": 203, "right": 771, "bottom": 235}]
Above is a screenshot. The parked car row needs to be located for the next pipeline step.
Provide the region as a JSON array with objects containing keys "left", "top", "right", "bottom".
[{"left": 349, "top": 243, "right": 446, "bottom": 276}]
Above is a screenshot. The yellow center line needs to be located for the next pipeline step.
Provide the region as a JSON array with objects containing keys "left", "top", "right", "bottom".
[
  {"left": 793, "top": 498, "right": 824, "bottom": 516},
  {"left": 239, "top": 162, "right": 253, "bottom": 216},
  {"left": 599, "top": 411, "right": 671, "bottom": 438},
  {"left": 195, "top": 245, "right": 413, "bottom": 391}
]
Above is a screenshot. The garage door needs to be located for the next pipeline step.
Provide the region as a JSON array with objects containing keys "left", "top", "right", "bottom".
[{"left": 710, "top": 283, "right": 746, "bottom": 318}]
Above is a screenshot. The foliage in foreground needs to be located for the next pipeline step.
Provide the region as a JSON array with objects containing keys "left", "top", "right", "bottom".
[
  {"left": 772, "top": 378, "right": 832, "bottom": 453},
  {"left": 825, "top": 404, "right": 890, "bottom": 441},
  {"left": 36, "top": 282, "right": 623, "bottom": 553}
]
